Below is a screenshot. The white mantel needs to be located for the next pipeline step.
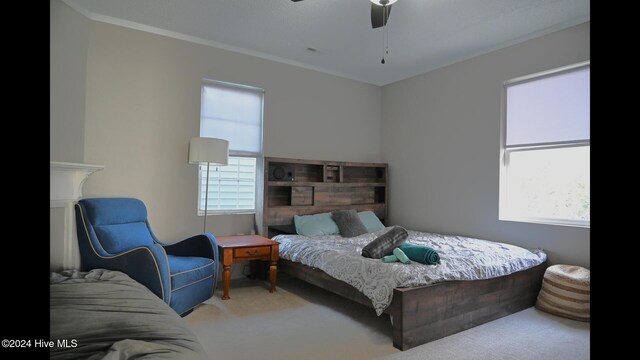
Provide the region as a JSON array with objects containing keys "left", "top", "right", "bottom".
[
  {"left": 50, "top": 161, "right": 104, "bottom": 207},
  {"left": 50, "top": 161, "right": 104, "bottom": 271}
]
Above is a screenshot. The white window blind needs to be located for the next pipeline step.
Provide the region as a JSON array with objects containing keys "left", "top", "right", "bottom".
[
  {"left": 500, "top": 62, "right": 590, "bottom": 227},
  {"left": 198, "top": 80, "right": 263, "bottom": 214},
  {"left": 201, "top": 81, "right": 263, "bottom": 156},
  {"left": 199, "top": 157, "right": 257, "bottom": 212},
  {"left": 506, "top": 66, "right": 590, "bottom": 147}
]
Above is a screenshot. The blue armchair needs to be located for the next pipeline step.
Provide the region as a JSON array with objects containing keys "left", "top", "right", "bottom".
[{"left": 74, "top": 197, "right": 219, "bottom": 316}]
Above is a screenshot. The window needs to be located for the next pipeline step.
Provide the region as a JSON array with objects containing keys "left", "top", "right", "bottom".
[
  {"left": 198, "top": 80, "right": 264, "bottom": 214},
  {"left": 500, "top": 62, "right": 589, "bottom": 227}
]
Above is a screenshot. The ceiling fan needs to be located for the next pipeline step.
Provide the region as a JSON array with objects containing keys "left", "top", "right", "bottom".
[{"left": 291, "top": 0, "right": 396, "bottom": 29}]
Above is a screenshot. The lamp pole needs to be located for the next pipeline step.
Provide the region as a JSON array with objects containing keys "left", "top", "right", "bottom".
[{"left": 203, "top": 162, "right": 210, "bottom": 234}]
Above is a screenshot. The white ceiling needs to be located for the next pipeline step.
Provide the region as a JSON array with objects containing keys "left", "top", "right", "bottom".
[{"left": 63, "top": 0, "right": 590, "bottom": 86}]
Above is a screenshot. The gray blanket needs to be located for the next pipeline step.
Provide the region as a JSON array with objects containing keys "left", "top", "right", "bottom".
[
  {"left": 50, "top": 269, "right": 206, "bottom": 359},
  {"left": 274, "top": 228, "right": 547, "bottom": 315}
]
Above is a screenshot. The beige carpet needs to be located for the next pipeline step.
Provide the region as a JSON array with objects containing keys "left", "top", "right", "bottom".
[{"left": 186, "top": 275, "right": 590, "bottom": 360}]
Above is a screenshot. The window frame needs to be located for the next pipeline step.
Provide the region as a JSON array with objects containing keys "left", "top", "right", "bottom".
[
  {"left": 197, "top": 79, "right": 264, "bottom": 216},
  {"left": 499, "top": 61, "right": 590, "bottom": 228}
]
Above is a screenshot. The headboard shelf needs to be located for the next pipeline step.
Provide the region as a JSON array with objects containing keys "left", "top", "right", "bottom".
[
  {"left": 268, "top": 181, "right": 386, "bottom": 187},
  {"left": 257, "top": 157, "right": 388, "bottom": 237}
]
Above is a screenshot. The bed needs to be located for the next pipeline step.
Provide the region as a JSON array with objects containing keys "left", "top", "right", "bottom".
[
  {"left": 259, "top": 157, "right": 547, "bottom": 350},
  {"left": 273, "top": 228, "right": 547, "bottom": 350},
  {"left": 50, "top": 269, "right": 206, "bottom": 359}
]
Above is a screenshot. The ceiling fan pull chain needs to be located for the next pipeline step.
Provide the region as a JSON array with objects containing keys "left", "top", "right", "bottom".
[
  {"left": 385, "top": 6, "right": 389, "bottom": 56},
  {"left": 381, "top": 5, "right": 387, "bottom": 64}
]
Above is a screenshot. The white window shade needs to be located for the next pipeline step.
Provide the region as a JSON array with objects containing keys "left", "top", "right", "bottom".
[
  {"left": 200, "top": 82, "right": 263, "bottom": 155},
  {"left": 506, "top": 66, "right": 590, "bottom": 146}
]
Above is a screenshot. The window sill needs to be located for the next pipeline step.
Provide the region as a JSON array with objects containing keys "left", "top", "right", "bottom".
[
  {"left": 499, "top": 216, "right": 589, "bottom": 229},
  {"left": 198, "top": 211, "right": 256, "bottom": 216}
]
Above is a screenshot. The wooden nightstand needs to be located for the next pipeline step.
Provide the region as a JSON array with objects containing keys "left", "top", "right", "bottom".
[{"left": 216, "top": 235, "right": 279, "bottom": 300}]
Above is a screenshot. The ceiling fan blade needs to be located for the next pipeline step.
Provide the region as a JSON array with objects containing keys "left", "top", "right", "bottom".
[
  {"left": 291, "top": 0, "right": 304, "bottom": 2},
  {"left": 371, "top": 4, "right": 392, "bottom": 29}
]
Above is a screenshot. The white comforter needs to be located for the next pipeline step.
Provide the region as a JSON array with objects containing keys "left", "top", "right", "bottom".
[{"left": 273, "top": 228, "right": 546, "bottom": 315}]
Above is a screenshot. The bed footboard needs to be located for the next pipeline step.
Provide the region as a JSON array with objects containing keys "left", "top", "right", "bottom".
[
  {"left": 279, "top": 259, "right": 547, "bottom": 350},
  {"left": 389, "top": 262, "right": 547, "bottom": 350}
]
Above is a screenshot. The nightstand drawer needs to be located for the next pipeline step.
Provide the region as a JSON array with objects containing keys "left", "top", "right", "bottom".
[{"left": 234, "top": 246, "right": 270, "bottom": 258}]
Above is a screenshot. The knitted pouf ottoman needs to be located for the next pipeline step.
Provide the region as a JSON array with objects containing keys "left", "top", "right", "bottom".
[{"left": 536, "top": 264, "right": 590, "bottom": 322}]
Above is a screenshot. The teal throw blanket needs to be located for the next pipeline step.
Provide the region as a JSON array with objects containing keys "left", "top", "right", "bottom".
[
  {"left": 382, "top": 248, "right": 411, "bottom": 264},
  {"left": 398, "top": 243, "right": 441, "bottom": 265}
]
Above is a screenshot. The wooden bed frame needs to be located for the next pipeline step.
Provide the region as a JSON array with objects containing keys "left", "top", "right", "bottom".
[
  {"left": 258, "top": 157, "right": 548, "bottom": 350},
  {"left": 279, "top": 258, "right": 547, "bottom": 351}
]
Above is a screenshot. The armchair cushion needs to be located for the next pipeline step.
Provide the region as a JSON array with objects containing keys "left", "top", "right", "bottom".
[
  {"left": 168, "top": 255, "right": 215, "bottom": 291},
  {"left": 93, "top": 223, "right": 155, "bottom": 253},
  {"left": 81, "top": 198, "right": 149, "bottom": 225}
]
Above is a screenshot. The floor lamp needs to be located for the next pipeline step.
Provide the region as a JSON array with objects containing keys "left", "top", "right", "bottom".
[{"left": 189, "top": 137, "right": 229, "bottom": 233}]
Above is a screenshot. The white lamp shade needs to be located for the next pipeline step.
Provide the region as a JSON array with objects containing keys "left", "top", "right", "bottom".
[{"left": 188, "top": 137, "right": 229, "bottom": 165}]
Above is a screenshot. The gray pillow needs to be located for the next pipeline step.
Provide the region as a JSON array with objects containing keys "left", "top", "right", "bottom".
[
  {"left": 361, "top": 225, "right": 408, "bottom": 259},
  {"left": 331, "top": 210, "right": 369, "bottom": 237}
]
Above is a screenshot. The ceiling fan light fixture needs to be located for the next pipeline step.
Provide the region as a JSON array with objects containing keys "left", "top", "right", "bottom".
[{"left": 370, "top": 0, "right": 398, "bottom": 6}]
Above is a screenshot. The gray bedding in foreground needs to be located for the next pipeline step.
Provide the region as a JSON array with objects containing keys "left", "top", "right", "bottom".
[
  {"left": 274, "top": 228, "right": 547, "bottom": 315},
  {"left": 50, "top": 269, "right": 206, "bottom": 360}
]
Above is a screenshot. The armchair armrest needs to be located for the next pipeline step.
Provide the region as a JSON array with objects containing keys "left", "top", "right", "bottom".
[
  {"left": 161, "top": 233, "right": 218, "bottom": 259},
  {"left": 161, "top": 233, "right": 219, "bottom": 291},
  {"left": 87, "top": 244, "right": 171, "bottom": 304}
]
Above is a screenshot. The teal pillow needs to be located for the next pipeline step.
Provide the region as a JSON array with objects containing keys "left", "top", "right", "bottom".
[
  {"left": 294, "top": 212, "right": 340, "bottom": 236},
  {"left": 358, "top": 211, "right": 385, "bottom": 232}
]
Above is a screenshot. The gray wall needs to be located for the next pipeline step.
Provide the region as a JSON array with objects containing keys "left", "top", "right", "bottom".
[
  {"left": 50, "top": 0, "right": 89, "bottom": 162},
  {"left": 50, "top": 0, "right": 91, "bottom": 272},
  {"left": 381, "top": 22, "right": 590, "bottom": 268},
  {"left": 81, "top": 20, "right": 382, "bottom": 243}
]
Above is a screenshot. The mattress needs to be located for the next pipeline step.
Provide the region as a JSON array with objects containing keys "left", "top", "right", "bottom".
[
  {"left": 274, "top": 228, "right": 546, "bottom": 315},
  {"left": 50, "top": 269, "right": 206, "bottom": 360}
]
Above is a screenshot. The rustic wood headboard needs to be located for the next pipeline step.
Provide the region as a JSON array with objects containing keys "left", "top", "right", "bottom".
[{"left": 255, "top": 157, "right": 388, "bottom": 237}]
